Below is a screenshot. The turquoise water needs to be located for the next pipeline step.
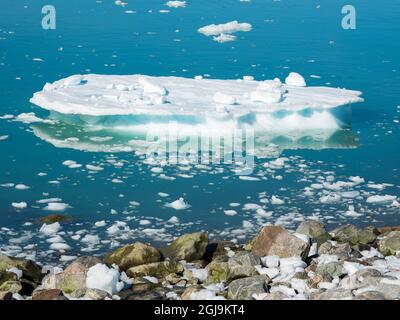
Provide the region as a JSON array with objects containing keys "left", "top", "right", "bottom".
[{"left": 0, "top": 0, "right": 399, "bottom": 263}]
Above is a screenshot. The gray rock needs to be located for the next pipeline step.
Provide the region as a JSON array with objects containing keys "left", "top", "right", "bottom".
[
  {"left": 163, "top": 232, "right": 209, "bottom": 262},
  {"left": 340, "top": 272, "right": 382, "bottom": 290},
  {"left": 378, "top": 231, "right": 400, "bottom": 256},
  {"left": 40, "top": 256, "right": 102, "bottom": 294},
  {"left": 311, "top": 288, "right": 354, "bottom": 300},
  {"left": 84, "top": 288, "right": 110, "bottom": 300},
  {"left": 0, "top": 291, "right": 13, "bottom": 300},
  {"left": 355, "top": 291, "right": 386, "bottom": 300},
  {"left": 227, "top": 275, "right": 270, "bottom": 300},
  {"left": 0, "top": 255, "right": 42, "bottom": 284},
  {"left": 227, "top": 252, "right": 260, "bottom": 280},
  {"left": 105, "top": 243, "right": 163, "bottom": 271},
  {"left": 126, "top": 260, "right": 184, "bottom": 278},
  {"left": 316, "top": 262, "right": 345, "bottom": 278},
  {"left": 251, "top": 226, "right": 310, "bottom": 260},
  {"left": 330, "top": 225, "right": 377, "bottom": 245},
  {"left": 205, "top": 256, "right": 230, "bottom": 284},
  {"left": 32, "top": 289, "right": 64, "bottom": 300},
  {"left": 263, "top": 291, "right": 290, "bottom": 300},
  {"left": 318, "top": 241, "right": 351, "bottom": 259},
  {"left": 375, "top": 280, "right": 400, "bottom": 299},
  {"left": 296, "top": 220, "right": 331, "bottom": 247},
  {"left": 0, "top": 280, "right": 22, "bottom": 294}
]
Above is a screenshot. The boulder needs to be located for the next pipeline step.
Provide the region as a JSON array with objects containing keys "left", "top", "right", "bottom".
[
  {"left": 296, "top": 220, "right": 331, "bottom": 246},
  {"left": 377, "top": 226, "right": 400, "bottom": 235},
  {"left": 0, "top": 280, "right": 22, "bottom": 294},
  {"left": 40, "top": 214, "right": 68, "bottom": 224},
  {"left": 251, "top": 226, "right": 310, "bottom": 260},
  {"left": 203, "top": 240, "right": 239, "bottom": 261},
  {"left": 126, "top": 260, "right": 183, "bottom": 278},
  {"left": 311, "top": 288, "right": 354, "bottom": 300},
  {"left": 57, "top": 256, "right": 102, "bottom": 294},
  {"left": 0, "top": 270, "right": 18, "bottom": 286},
  {"left": 0, "top": 291, "right": 13, "bottom": 300},
  {"left": 32, "top": 289, "right": 64, "bottom": 300},
  {"left": 263, "top": 291, "right": 290, "bottom": 300},
  {"left": 355, "top": 291, "right": 386, "bottom": 300},
  {"left": 162, "top": 232, "right": 208, "bottom": 262},
  {"left": 318, "top": 241, "right": 351, "bottom": 259},
  {"left": 124, "top": 287, "right": 167, "bottom": 300},
  {"left": 0, "top": 255, "right": 42, "bottom": 283},
  {"left": 378, "top": 231, "right": 400, "bottom": 256},
  {"left": 84, "top": 288, "right": 110, "bottom": 300},
  {"left": 227, "top": 252, "right": 260, "bottom": 280},
  {"left": 205, "top": 256, "right": 230, "bottom": 284},
  {"left": 316, "top": 262, "right": 345, "bottom": 278},
  {"left": 105, "top": 242, "right": 163, "bottom": 271},
  {"left": 227, "top": 275, "right": 270, "bottom": 300},
  {"left": 375, "top": 279, "right": 400, "bottom": 299},
  {"left": 330, "top": 225, "right": 377, "bottom": 245}
]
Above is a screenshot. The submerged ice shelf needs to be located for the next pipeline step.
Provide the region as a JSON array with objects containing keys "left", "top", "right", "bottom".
[{"left": 30, "top": 74, "right": 363, "bottom": 131}]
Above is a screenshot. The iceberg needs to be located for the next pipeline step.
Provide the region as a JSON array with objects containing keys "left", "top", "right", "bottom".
[{"left": 29, "top": 74, "right": 363, "bottom": 157}]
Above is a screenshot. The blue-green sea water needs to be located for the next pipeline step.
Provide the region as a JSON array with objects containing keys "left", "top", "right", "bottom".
[{"left": 0, "top": 0, "right": 399, "bottom": 263}]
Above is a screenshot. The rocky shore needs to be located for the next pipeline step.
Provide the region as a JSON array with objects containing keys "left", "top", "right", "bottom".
[{"left": 1, "top": 221, "right": 400, "bottom": 301}]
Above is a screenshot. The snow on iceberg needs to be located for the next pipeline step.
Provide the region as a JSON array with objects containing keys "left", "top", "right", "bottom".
[{"left": 30, "top": 73, "right": 362, "bottom": 122}]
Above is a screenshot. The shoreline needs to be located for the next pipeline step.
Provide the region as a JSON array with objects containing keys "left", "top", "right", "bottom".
[{"left": 1, "top": 221, "right": 400, "bottom": 301}]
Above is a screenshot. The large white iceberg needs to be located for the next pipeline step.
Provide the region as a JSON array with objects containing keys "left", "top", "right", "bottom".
[
  {"left": 30, "top": 74, "right": 362, "bottom": 126},
  {"left": 28, "top": 74, "right": 363, "bottom": 157}
]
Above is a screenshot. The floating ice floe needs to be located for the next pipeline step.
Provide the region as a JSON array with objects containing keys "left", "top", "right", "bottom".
[
  {"left": 30, "top": 74, "right": 362, "bottom": 126},
  {"left": 166, "top": 198, "right": 190, "bottom": 210},
  {"left": 43, "top": 202, "right": 70, "bottom": 211},
  {"left": 366, "top": 195, "right": 397, "bottom": 204},
  {"left": 40, "top": 222, "right": 61, "bottom": 236},
  {"left": 166, "top": 1, "right": 186, "bottom": 8},
  {"left": 198, "top": 21, "right": 252, "bottom": 37},
  {"left": 11, "top": 202, "right": 27, "bottom": 210},
  {"left": 29, "top": 74, "right": 363, "bottom": 157}
]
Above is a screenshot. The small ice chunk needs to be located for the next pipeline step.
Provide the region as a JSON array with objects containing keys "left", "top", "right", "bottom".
[
  {"left": 86, "top": 264, "right": 123, "bottom": 295},
  {"left": 12, "top": 202, "right": 27, "bottom": 209},
  {"left": 167, "top": 216, "right": 180, "bottom": 224},
  {"left": 166, "top": 198, "right": 190, "bottom": 210},
  {"left": 43, "top": 202, "right": 70, "bottom": 211},
  {"left": 224, "top": 210, "right": 238, "bottom": 216},
  {"left": 81, "top": 234, "right": 100, "bottom": 245},
  {"left": 366, "top": 195, "right": 397, "bottom": 204},
  {"left": 86, "top": 164, "right": 104, "bottom": 171},
  {"left": 166, "top": 1, "right": 186, "bottom": 8},
  {"left": 15, "top": 184, "right": 30, "bottom": 190},
  {"left": 50, "top": 242, "right": 71, "bottom": 251},
  {"left": 271, "top": 196, "right": 284, "bottom": 205},
  {"left": 40, "top": 222, "right": 61, "bottom": 236},
  {"left": 198, "top": 21, "right": 252, "bottom": 36},
  {"left": 261, "top": 255, "right": 280, "bottom": 268},
  {"left": 285, "top": 72, "right": 306, "bottom": 87},
  {"left": 213, "top": 34, "right": 237, "bottom": 43}
]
